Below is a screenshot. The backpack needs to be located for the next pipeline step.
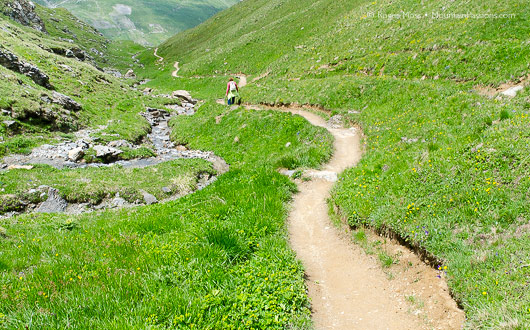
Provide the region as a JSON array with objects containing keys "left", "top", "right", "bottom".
[{"left": 229, "top": 81, "right": 237, "bottom": 91}]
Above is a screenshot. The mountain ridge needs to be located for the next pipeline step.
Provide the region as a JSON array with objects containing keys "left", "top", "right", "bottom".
[{"left": 34, "top": 0, "right": 240, "bottom": 45}]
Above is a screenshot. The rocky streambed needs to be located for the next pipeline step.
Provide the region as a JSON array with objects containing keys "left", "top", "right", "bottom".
[{"left": 0, "top": 95, "right": 229, "bottom": 217}]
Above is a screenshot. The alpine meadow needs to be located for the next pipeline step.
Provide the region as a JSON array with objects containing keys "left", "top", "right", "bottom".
[{"left": 1, "top": 0, "right": 529, "bottom": 329}]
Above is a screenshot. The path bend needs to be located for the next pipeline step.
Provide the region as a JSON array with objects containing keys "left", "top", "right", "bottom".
[{"left": 246, "top": 104, "right": 464, "bottom": 330}]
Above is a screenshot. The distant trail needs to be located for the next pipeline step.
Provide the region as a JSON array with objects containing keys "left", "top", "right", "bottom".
[
  {"left": 245, "top": 104, "right": 465, "bottom": 330},
  {"left": 172, "top": 61, "right": 180, "bottom": 77},
  {"left": 153, "top": 48, "right": 164, "bottom": 62}
]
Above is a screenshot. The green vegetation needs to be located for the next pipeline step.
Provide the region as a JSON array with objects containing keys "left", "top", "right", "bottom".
[
  {"left": 147, "top": 0, "right": 530, "bottom": 327},
  {"left": 0, "top": 101, "right": 331, "bottom": 328},
  {"left": 34, "top": 0, "right": 240, "bottom": 45},
  {"left": 2, "top": 0, "right": 530, "bottom": 327}
]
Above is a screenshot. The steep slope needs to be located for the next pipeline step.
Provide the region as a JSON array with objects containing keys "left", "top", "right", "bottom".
[
  {"left": 0, "top": 2, "right": 333, "bottom": 328},
  {"left": 34, "top": 0, "right": 240, "bottom": 45},
  {"left": 150, "top": 0, "right": 530, "bottom": 328},
  {"left": 0, "top": 0, "right": 155, "bottom": 157}
]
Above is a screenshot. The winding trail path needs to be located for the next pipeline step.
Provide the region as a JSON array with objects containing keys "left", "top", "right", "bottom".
[
  {"left": 153, "top": 47, "right": 164, "bottom": 62},
  {"left": 246, "top": 104, "right": 464, "bottom": 330},
  {"left": 172, "top": 61, "right": 180, "bottom": 77}
]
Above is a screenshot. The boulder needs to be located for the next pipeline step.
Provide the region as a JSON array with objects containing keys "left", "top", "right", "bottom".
[
  {"left": 501, "top": 86, "right": 524, "bottom": 97},
  {"left": 172, "top": 90, "right": 196, "bottom": 104},
  {"left": 124, "top": 69, "right": 136, "bottom": 78},
  {"left": 36, "top": 188, "right": 67, "bottom": 213},
  {"left": 111, "top": 193, "right": 127, "bottom": 207},
  {"left": 141, "top": 191, "right": 158, "bottom": 205},
  {"left": 51, "top": 91, "right": 82, "bottom": 111},
  {"left": 68, "top": 147, "right": 84, "bottom": 162},
  {"left": 93, "top": 145, "right": 122, "bottom": 159}
]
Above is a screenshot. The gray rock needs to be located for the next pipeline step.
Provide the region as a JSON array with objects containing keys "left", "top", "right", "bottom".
[
  {"left": 307, "top": 170, "right": 338, "bottom": 182},
  {"left": 3, "top": 120, "right": 19, "bottom": 131},
  {"left": 501, "top": 86, "right": 524, "bottom": 97},
  {"left": 108, "top": 140, "right": 132, "bottom": 148},
  {"left": 285, "top": 142, "right": 291, "bottom": 148},
  {"left": 77, "top": 140, "right": 90, "bottom": 150},
  {"left": 68, "top": 147, "right": 84, "bottom": 162},
  {"left": 124, "top": 69, "right": 136, "bottom": 78},
  {"left": 51, "top": 91, "right": 82, "bottom": 111},
  {"left": 103, "top": 68, "right": 122, "bottom": 78},
  {"left": 171, "top": 90, "right": 196, "bottom": 104},
  {"left": 161, "top": 187, "right": 171, "bottom": 193},
  {"left": 234, "top": 136, "right": 240, "bottom": 143},
  {"left": 328, "top": 115, "right": 343, "bottom": 128},
  {"left": 0, "top": 48, "right": 53, "bottom": 89},
  {"left": 141, "top": 191, "right": 158, "bottom": 205},
  {"left": 36, "top": 188, "right": 67, "bottom": 213},
  {"left": 279, "top": 169, "right": 297, "bottom": 177},
  {"left": 112, "top": 193, "right": 127, "bottom": 207},
  {"left": 1, "top": 0, "right": 47, "bottom": 33},
  {"left": 93, "top": 145, "right": 123, "bottom": 159}
]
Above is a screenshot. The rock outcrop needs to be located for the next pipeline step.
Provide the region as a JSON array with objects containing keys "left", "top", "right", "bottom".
[
  {"left": 172, "top": 90, "right": 197, "bottom": 104},
  {"left": 49, "top": 46, "right": 93, "bottom": 62},
  {"left": 0, "top": 47, "right": 53, "bottom": 89},
  {"left": 1, "top": 0, "right": 47, "bottom": 33},
  {"left": 35, "top": 188, "right": 68, "bottom": 213},
  {"left": 48, "top": 91, "right": 82, "bottom": 112}
]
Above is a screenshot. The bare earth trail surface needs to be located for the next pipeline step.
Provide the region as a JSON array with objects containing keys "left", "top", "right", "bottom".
[
  {"left": 172, "top": 61, "right": 180, "bottom": 77},
  {"left": 153, "top": 47, "right": 164, "bottom": 62}
]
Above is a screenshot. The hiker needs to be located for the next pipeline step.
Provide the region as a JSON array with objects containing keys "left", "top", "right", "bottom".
[{"left": 225, "top": 78, "right": 239, "bottom": 105}]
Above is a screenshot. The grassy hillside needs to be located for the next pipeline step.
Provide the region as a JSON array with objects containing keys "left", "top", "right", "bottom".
[
  {"left": 0, "top": 0, "right": 163, "bottom": 158},
  {"left": 0, "top": 2, "right": 334, "bottom": 328},
  {"left": 34, "top": 0, "right": 240, "bottom": 45},
  {"left": 0, "top": 102, "right": 332, "bottom": 328},
  {"left": 149, "top": 0, "right": 530, "bottom": 328}
]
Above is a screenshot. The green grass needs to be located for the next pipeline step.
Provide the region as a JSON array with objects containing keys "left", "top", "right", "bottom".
[
  {"left": 147, "top": 0, "right": 530, "bottom": 327},
  {"left": 0, "top": 100, "right": 332, "bottom": 328}
]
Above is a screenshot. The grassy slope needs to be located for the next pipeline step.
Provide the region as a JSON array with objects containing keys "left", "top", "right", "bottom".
[
  {"left": 34, "top": 0, "right": 239, "bottom": 45},
  {"left": 0, "top": 1, "right": 178, "bottom": 158},
  {"left": 0, "top": 102, "right": 332, "bottom": 328},
  {"left": 1, "top": 2, "right": 335, "bottom": 328},
  {"left": 152, "top": 0, "right": 530, "bottom": 328}
]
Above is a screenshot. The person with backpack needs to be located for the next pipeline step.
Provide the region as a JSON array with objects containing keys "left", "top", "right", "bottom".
[{"left": 225, "top": 78, "right": 239, "bottom": 105}]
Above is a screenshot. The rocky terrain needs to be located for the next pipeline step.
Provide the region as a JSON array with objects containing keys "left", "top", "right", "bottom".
[{"left": 1, "top": 92, "right": 229, "bottom": 217}]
